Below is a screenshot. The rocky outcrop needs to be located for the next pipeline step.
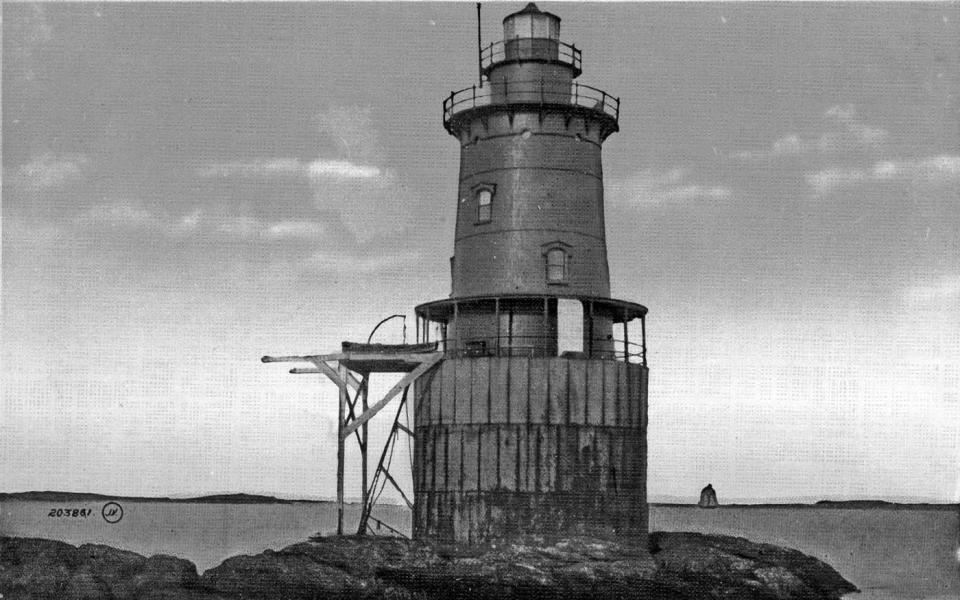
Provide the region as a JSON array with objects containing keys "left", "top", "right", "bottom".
[
  {"left": 0, "top": 537, "right": 211, "bottom": 599},
  {"left": 1, "top": 534, "right": 858, "bottom": 600}
]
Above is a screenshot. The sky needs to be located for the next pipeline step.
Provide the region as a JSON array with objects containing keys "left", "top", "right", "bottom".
[{"left": 3, "top": 2, "right": 958, "bottom": 504}]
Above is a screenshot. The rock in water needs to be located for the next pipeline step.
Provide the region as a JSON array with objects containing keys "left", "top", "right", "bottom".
[
  {"left": 699, "top": 483, "right": 720, "bottom": 508},
  {"left": 1, "top": 534, "right": 857, "bottom": 599}
]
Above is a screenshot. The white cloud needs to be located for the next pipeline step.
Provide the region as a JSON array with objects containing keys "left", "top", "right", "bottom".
[
  {"left": 262, "top": 220, "right": 329, "bottom": 242},
  {"left": 808, "top": 155, "right": 960, "bottom": 196},
  {"left": 735, "top": 104, "right": 888, "bottom": 161},
  {"left": 16, "top": 153, "right": 88, "bottom": 192},
  {"left": 75, "top": 203, "right": 331, "bottom": 245},
  {"left": 916, "top": 155, "right": 960, "bottom": 183},
  {"left": 609, "top": 168, "right": 732, "bottom": 206},
  {"left": 182, "top": 212, "right": 331, "bottom": 243},
  {"left": 902, "top": 275, "right": 960, "bottom": 306},
  {"left": 306, "top": 160, "right": 380, "bottom": 180},
  {"left": 194, "top": 107, "right": 413, "bottom": 241},
  {"left": 771, "top": 134, "right": 804, "bottom": 156},
  {"left": 77, "top": 202, "right": 161, "bottom": 230},
  {"left": 305, "top": 248, "right": 422, "bottom": 275},
  {"left": 195, "top": 158, "right": 380, "bottom": 180},
  {"left": 805, "top": 168, "right": 866, "bottom": 196}
]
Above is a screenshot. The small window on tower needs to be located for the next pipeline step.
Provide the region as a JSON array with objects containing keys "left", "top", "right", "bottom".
[
  {"left": 477, "top": 189, "right": 492, "bottom": 222},
  {"left": 546, "top": 248, "right": 568, "bottom": 283}
]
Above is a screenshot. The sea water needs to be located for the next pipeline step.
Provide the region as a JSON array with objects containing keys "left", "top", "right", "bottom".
[{"left": 2, "top": 501, "right": 956, "bottom": 600}]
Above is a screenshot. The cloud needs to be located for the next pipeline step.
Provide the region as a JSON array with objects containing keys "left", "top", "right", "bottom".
[
  {"left": 262, "top": 221, "right": 329, "bottom": 242},
  {"left": 76, "top": 202, "right": 331, "bottom": 244},
  {"left": 807, "top": 155, "right": 960, "bottom": 196},
  {"left": 735, "top": 134, "right": 806, "bottom": 160},
  {"left": 902, "top": 275, "right": 960, "bottom": 306},
  {"left": 735, "top": 104, "right": 888, "bottom": 161},
  {"left": 805, "top": 168, "right": 866, "bottom": 196},
  {"left": 824, "top": 104, "right": 889, "bottom": 148},
  {"left": 608, "top": 168, "right": 731, "bottom": 207},
  {"left": 193, "top": 107, "right": 414, "bottom": 241},
  {"left": 195, "top": 158, "right": 380, "bottom": 180},
  {"left": 16, "top": 153, "right": 88, "bottom": 193},
  {"left": 305, "top": 248, "right": 422, "bottom": 275},
  {"left": 77, "top": 202, "right": 161, "bottom": 230}
]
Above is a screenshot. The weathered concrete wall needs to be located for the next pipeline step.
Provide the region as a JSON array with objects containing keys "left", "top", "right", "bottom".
[{"left": 413, "top": 356, "right": 648, "bottom": 543}]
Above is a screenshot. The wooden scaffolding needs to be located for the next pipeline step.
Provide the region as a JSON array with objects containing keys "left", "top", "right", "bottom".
[{"left": 261, "top": 342, "right": 442, "bottom": 536}]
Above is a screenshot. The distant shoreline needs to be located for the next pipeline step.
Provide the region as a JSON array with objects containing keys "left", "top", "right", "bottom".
[
  {"left": 652, "top": 500, "right": 957, "bottom": 511},
  {"left": 1, "top": 491, "right": 955, "bottom": 509},
  {"left": 0, "top": 491, "right": 325, "bottom": 505}
]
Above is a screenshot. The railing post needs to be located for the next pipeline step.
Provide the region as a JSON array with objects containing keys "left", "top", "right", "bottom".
[
  {"left": 452, "top": 301, "right": 459, "bottom": 356},
  {"left": 574, "top": 83, "right": 578, "bottom": 105},
  {"left": 623, "top": 309, "right": 630, "bottom": 363},
  {"left": 494, "top": 298, "right": 501, "bottom": 356},
  {"left": 472, "top": 84, "right": 476, "bottom": 106},
  {"left": 640, "top": 314, "right": 647, "bottom": 366}
]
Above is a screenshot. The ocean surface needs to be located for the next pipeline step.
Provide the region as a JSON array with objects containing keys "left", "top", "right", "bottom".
[{"left": 2, "top": 500, "right": 956, "bottom": 600}]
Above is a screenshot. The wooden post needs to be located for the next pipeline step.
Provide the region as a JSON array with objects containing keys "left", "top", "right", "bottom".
[
  {"left": 640, "top": 314, "right": 647, "bottom": 366},
  {"left": 359, "top": 377, "right": 369, "bottom": 534},
  {"left": 336, "top": 362, "right": 348, "bottom": 536}
]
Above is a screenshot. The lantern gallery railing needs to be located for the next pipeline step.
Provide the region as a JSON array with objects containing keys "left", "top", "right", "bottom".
[
  {"left": 480, "top": 38, "right": 582, "bottom": 76},
  {"left": 414, "top": 294, "right": 647, "bottom": 365},
  {"left": 443, "top": 80, "right": 620, "bottom": 128}
]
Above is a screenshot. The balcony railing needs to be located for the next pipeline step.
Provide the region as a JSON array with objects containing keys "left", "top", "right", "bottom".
[
  {"left": 480, "top": 38, "right": 582, "bottom": 75},
  {"left": 443, "top": 79, "right": 619, "bottom": 127},
  {"left": 415, "top": 294, "right": 647, "bottom": 365},
  {"left": 426, "top": 333, "right": 646, "bottom": 364}
]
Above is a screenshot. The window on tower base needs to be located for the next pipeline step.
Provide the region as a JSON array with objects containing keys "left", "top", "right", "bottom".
[
  {"left": 545, "top": 246, "right": 570, "bottom": 284},
  {"left": 473, "top": 184, "right": 495, "bottom": 224},
  {"left": 477, "top": 189, "right": 492, "bottom": 222}
]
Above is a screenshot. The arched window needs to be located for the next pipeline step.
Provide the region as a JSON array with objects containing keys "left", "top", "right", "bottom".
[
  {"left": 546, "top": 248, "right": 567, "bottom": 283},
  {"left": 477, "top": 189, "right": 492, "bottom": 222}
]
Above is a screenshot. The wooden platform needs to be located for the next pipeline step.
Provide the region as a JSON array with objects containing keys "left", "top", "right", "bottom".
[{"left": 340, "top": 342, "right": 440, "bottom": 374}]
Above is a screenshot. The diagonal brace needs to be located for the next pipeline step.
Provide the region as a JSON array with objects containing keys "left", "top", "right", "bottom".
[
  {"left": 341, "top": 353, "right": 442, "bottom": 439},
  {"left": 381, "top": 468, "right": 414, "bottom": 509}
]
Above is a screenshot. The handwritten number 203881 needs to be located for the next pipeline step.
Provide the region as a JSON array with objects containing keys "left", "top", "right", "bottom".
[{"left": 48, "top": 508, "right": 92, "bottom": 518}]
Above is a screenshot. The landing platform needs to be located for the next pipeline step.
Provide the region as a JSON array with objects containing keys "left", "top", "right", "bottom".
[{"left": 339, "top": 342, "right": 440, "bottom": 374}]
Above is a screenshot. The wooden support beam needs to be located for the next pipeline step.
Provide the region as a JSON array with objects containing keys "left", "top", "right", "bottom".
[
  {"left": 262, "top": 352, "right": 347, "bottom": 364},
  {"left": 336, "top": 362, "right": 348, "bottom": 536},
  {"left": 367, "top": 516, "right": 408, "bottom": 539},
  {"left": 341, "top": 353, "right": 443, "bottom": 439},
  {"left": 395, "top": 422, "right": 414, "bottom": 437},
  {"left": 382, "top": 468, "right": 414, "bottom": 509},
  {"left": 288, "top": 367, "right": 362, "bottom": 391},
  {"left": 360, "top": 377, "right": 369, "bottom": 533}
]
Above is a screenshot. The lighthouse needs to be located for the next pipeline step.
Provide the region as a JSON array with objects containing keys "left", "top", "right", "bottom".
[{"left": 413, "top": 4, "right": 649, "bottom": 543}]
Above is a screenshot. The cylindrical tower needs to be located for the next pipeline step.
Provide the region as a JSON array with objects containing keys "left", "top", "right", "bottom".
[{"left": 414, "top": 3, "right": 648, "bottom": 544}]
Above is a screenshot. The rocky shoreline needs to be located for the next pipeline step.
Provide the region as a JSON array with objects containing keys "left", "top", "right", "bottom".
[{"left": 1, "top": 533, "right": 858, "bottom": 599}]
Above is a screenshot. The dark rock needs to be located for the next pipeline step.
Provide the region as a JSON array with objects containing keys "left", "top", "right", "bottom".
[
  {"left": 1, "top": 533, "right": 857, "bottom": 600},
  {"left": 650, "top": 532, "right": 859, "bottom": 599},
  {"left": 0, "top": 537, "right": 214, "bottom": 599}
]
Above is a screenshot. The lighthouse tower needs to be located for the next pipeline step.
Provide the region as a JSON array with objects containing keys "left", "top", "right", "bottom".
[{"left": 413, "top": 4, "right": 648, "bottom": 543}]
